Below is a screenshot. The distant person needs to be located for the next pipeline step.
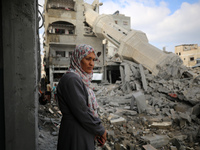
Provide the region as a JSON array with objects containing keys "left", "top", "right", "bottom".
[
  {"left": 39, "top": 90, "right": 48, "bottom": 105},
  {"left": 56, "top": 44, "right": 107, "bottom": 150},
  {"left": 46, "top": 81, "right": 51, "bottom": 102},
  {"left": 52, "top": 83, "right": 57, "bottom": 102},
  {"left": 40, "top": 77, "right": 46, "bottom": 93}
]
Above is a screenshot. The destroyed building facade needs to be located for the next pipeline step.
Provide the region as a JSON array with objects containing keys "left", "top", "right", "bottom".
[
  {"left": 38, "top": 1, "right": 200, "bottom": 150},
  {"left": 83, "top": 2, "right": 188, "bottom": 80}
]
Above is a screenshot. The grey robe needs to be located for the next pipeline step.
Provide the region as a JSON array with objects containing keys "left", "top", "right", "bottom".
[{"left": 57, "top": 72, "right": 105, "bottom": 150}]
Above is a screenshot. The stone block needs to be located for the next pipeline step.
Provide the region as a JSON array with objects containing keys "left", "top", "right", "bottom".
[
  {"left": 143, "top": 144, "right": 157, "bottom": 150},
  {"left": 109, "top": 102, "right": 120, "bottom": 107},
  {"left": 178, "top": 112, "right": 191, "bottom": 123},
  {"left": 122, "top": 110, "right": 137, "bottom": 116},
  {"left": 139, "top": 64, "right": 148, "bottom": 91},
  {"left": 114, "top": 143, "right": 121, "bottom": 150},
  {"left": 191, "top": 103, "right": 200, "bottom": 116},
  {"left": 132, "top": 91, "right": 147, "bottom": 113},
  {"left": 170, "top": 146, "right": 177, "bottom": 150},
  {"left": 141, "top": 135, "right": 169, "bottom": 148},
  {"left": 110, "top": 117, "right": 126, "bottom": 124},
  {"left": 174, "top": 104, "right": 192, "bottom": 113},
  {"left": 107, "top": 114, "right": 120, "bottom": 121},
  {"left": 149, "top": 121, "right": 172, "bottom": 129}
]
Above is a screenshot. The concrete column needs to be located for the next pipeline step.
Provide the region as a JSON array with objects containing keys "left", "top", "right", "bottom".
[
  {"left": 0, "top": 1, "right": 5, "bottom": 149},
  {"left": 2, "top": 0, "right": 38, "bottom": 150},
  {"left": 120, "top": 65, "right": 126, "bottom": 92},
  {"left": 103, "top": 43, "right": 107, "bottom": 80},
  {"left": 104, "top": 66, "right": 107, "bottom": 81},
  {"left": 49, "top": 65, "right": 54, "bottom": 86}
]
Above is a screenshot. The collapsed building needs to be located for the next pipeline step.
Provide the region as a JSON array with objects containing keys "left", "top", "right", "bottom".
[
  {"left": 82, "top": 1, "right": 200, "bottom": 149},
  {"left": 39, "top": 62, "right": 200, "bottom": 149},
  {"left": 83, "top": 1, "right": 187, "bottom": 80},
  {"left": 39, "top": 1, "right": 200, "bottom": 150},
  {"left": 1, "top": 0, "right": 198, "bottom": 149},
  {"left": 43, "top": 0, "right": 194, "bottom": 88},
  {"left": 94, "top": 60, "right": 200, "bottom": 149}
]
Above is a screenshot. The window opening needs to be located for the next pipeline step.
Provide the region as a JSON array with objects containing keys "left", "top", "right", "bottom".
[
  {"left": 190, "top": 57, "right": 194, "bottom": 61},
  {"left": 56, "top": 51, "right": 65, "bottom": 57},
  {"left": 55, "top": 28, "right": 65, "bottom": 34}
]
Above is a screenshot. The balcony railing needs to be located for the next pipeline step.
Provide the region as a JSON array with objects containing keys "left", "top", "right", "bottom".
[
  {"left": 49, "top": 56, "right": 70, "bottom": 66},
  {"left": 48, "top": 9, "right": 76, "bottom": 19},
  {"left": 48, "top": 34, "right": 76, "bottom": 44}
]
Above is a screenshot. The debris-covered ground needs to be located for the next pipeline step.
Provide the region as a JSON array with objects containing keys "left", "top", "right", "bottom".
[
  {"left": 38, "top": 60, "right": 200, "bottom": 150},
  {"left": 38, "top": 101, "right": 60, "bottom": 150}
]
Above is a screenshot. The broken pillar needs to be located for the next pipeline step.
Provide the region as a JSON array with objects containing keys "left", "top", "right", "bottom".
[
  {"left": 139, "top": 64, "right": 148, "bottom": 91},
  {"left": 84, "top": 2, "right": 186, "bottom": 79}
]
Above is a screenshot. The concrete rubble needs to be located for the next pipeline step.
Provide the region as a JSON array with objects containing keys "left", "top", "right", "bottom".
[
  {"left": 93, "top": 59, "right": 200, "bottom": 149},
  {"left": 38, "top": 59, "right": 200, "bottom": 150},
  {"left": 38, "top": 102, "right": 61, "bottom": 150}
]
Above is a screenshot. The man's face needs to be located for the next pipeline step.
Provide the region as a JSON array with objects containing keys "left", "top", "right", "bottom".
[{"left": 80, "top": 52, "right": 96, "bottom": 74}]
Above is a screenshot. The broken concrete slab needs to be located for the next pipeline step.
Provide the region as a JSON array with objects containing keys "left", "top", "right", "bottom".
[
  {"left": 107, "top": 114, "right": 120, "bottom": 121},
  {"left": 109, "top": 102, "right": 120, "bottom": 107},
  {"left": 141, "top": 135, "right": 169, "bottom": 148},
  {"left": 174, "top": 104, "right": 192, "bottom": 113},
  {"left": 124, "top": 63, "right": 131, "bottom": 82},
  {"left": 149, "top": 121, "right": 172, "bottom": 129},
  {"left": 122, "top": 110, "right": 137, "bottom": 116},
  {"left": 191, "top": 103, "right": 200, "bottom": 116},
  {"left": 143, "top": 144, "right": 157, "bottom": 150},
  {"left": 178, "top": 112, "right": 192, "bottom": 123},
  {"left": 110, "top": 117, "right": 126, "bottom": 124},
  {"left": 139, "top": 64, "right": 148, "bottom": 92},
  {"left": 132, "top": 91, "right": 147, "bottom": 113}
]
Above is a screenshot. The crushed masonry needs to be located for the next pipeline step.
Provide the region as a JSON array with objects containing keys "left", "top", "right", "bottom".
[{"left": 38, "top": 60, "right": 200, "bottom": 149}]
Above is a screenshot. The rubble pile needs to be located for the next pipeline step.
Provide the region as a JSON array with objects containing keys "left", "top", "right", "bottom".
[
  {"left": 38, "top": 60, "right": 200, "bottom": 150},
  {"left": 38, "top": 102, "right": 61, "bottom": 150},
  {"left": 94, "top": 60, "right": 200, "bottom": 150}
]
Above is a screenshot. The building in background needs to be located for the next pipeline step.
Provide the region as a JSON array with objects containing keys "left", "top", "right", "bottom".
[
  {"left": 175, "top": 44, "right": 200, "bottom": 67},
  {"left": 43, "top": 0, "right": 131, "bottom": 84},
  {"left": 41, "top": 54, "right": 46, "bottom": 77},
  {"left": 43, "top": 0, "right": 104, "bottom": 85}
]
